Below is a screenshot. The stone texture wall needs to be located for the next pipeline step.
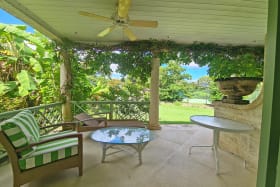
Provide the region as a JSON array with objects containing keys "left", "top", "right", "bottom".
[{"left": 213, "top": 90, "right": 263, "bottom": 170}]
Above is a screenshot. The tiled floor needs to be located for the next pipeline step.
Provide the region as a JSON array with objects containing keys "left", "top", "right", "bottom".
[{"left": 0, "top": 125, "right": 257, "bottom": 187}]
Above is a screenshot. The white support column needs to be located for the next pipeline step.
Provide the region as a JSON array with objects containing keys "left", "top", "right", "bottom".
[
  {"left": 148, "top": 55, "right": 161, "bottom": 130},
  {"left": 60, "top": 48, "right": 72, "bottom": 122}
]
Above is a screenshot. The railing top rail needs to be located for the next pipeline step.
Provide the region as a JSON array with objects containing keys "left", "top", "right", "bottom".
[
  {"left": 0, "top": 102, "right": 62, "bottom": 119},
  {"left": 71, "top": 101, "right": 149, "bottom": 104},
  {"left": 0, "top": 101, "right": 149, "bottom": 121}
]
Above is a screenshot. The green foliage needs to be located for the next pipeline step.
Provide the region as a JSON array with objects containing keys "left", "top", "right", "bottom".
[
  {"left": 16, "top": 70, "right": 37, "bottom": 96},
  {"left": 69, "top": 51, "right": 94, "bottom": 101},
  {"left": 97, "top": 77, "right": 149, "bottom": 102},
  {"left": 70, "top": 45, "right": 153, "bottom": 102},
  {"left": 69, "top": 40, "right": 263, "bottom": 103},
  {"left": 112, "top": 51, "right": 152, "bottom": 83},
  {"left": 76, "top": 40, "right": 193, "bottom": 83},
  {"left": 196, "top": 76, "right": 223, "bottom": 101},
  {"left": 190, "top": 43, "right": 264, "bottom": 79},
  {"left": 159, "top": 60, "right": 191, "bottom": 102},
  {"left": 0, "top": 24, "right": 60, "bottom": 111},
  {"left": 183, "top": 76, "right": 223, "bottom": 102},
  {"left": 209, "top": 80, "right": 223, "bottom": 101},
  {"left": 122, "top": 76, "right": 150, "bottom": 101},
  {"left": 0, "top": 81, "right": 17, "bottom": 96},
  {"left": 99, "top": 79, "right": 128, "bottom": 100}
]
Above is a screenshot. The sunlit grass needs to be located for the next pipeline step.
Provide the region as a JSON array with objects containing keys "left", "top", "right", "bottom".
[{"left": 159, "top": 102, "right": 214, "bottom": 124}]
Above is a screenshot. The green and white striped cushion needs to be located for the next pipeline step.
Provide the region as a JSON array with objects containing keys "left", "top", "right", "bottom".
[
  {"left": 0, "top": 110, "right": 40, "bottom": 158},
  {"left": 18, "top": 137, "right": 78, "bottom": 170},
  {"left": 40, "top": 130, "right": 76, "bottom": 141},
  {"left": 0, "top": 123, "right": 32, "bottom": 157},
  {"left": 15, "top": 110, "right": 40, "bottom": 142}
]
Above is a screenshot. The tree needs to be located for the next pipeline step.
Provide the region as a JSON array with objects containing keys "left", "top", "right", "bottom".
[
  {"left": 159, "top": 60, "right": 191, "bottom": 101},
  {"left": 185, "top": 76, "right": 223, "bottom": 102}
]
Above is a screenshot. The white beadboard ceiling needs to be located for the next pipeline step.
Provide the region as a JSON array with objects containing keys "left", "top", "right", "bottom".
[{"left": 0, "top": 0, "right": 268, "bottom": 46}]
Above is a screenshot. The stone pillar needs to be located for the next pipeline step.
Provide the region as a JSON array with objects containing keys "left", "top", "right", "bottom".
[
  {"left": 148, "top": 55, "right": 161, "bottom": 130},
  {"left": 60, "top": 48, "right": 73, "bottom": 122}
]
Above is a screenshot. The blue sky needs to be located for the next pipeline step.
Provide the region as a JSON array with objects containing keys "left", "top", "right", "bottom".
[
  {"left": 0, "top": 9, "right": 33, "bottom": 32},
  {"left": 183, "top": 63, "right": 208, "bottom": 81},
  {"left": 0, "top": 8, "right": 208, "bottom": 81}
]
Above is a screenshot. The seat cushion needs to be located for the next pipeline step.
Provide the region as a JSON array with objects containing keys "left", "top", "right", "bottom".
[
  {"left": 18, "top": 134, "right": 78, "bottom": 170},
  {"left": 39, "top": 130, "right": 76, "bottom": 140}
]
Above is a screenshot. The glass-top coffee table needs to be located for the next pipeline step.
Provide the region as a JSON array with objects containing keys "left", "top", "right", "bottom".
[{"left": 91, "top": 127, "right": 152, "bottom": 164}]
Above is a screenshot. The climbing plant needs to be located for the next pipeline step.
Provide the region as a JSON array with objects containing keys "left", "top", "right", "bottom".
[{"left": 74, "top": 40, "right": 263, "bottom": 81}]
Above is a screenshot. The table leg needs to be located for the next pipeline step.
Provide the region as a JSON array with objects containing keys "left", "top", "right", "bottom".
[
  {"left": 131, "top": 142, "right": 149, "bottom": 165},
  {"left": 101, "top": 143, "right": 107, "bottom": 163},
  {"left": 188, "top": 129, "right": 220, "bottom": 175},
  {"left": 138, "top": 144, "right": 142, "bottom": 165},
  {"left": 213, "top": 130, "right": 220, "bottom": 175}
]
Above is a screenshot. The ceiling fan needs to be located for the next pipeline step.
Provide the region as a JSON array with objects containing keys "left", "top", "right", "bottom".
[{"left": 78, "top": 0, "right": 158, "bottom": 41}]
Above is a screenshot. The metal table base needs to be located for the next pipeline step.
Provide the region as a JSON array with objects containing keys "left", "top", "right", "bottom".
[
  {"left": 189, "top": 129, "right": 220, "bottom": 174},
  {"left": 189, "top": 129, "right": 248, "bottom": 175},
  {"left": 101, "top": 142, "right": 149, "bottom": 165}
]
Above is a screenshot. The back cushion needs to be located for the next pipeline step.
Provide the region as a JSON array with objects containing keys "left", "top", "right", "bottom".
[
  {"left": 0, "top": 110, "right": 39, "bottom": 157},
  {"left": 14, "top": 110, "right": 40, "bottom": 142}
]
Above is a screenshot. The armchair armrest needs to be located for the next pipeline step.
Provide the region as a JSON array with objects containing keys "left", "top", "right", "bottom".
[{"left": 16, "top": 133, "right": 83, "bottom": 153}]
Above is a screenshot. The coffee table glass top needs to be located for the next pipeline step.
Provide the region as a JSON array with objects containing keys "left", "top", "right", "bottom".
[{"left": 91, "top": 127, "right": 152, "bottom": 144}]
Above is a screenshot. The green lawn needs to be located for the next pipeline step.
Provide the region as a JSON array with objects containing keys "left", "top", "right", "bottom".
[{"left": 159, "top": 102, "right": 214, "bottom": 124}]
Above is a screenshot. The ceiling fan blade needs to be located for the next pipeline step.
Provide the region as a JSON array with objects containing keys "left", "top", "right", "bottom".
[
  {"left": 123, "top": 27, "right": 136, "bottom": 41},
  {"left": 129, "top": 20, "right": 158, "bottom": 28},
  {"left": 78, "top": 11, "right": 112, "bottom": 22},
  {"left": 118, "top": 0, "right": 131, "bottom": 18},
  {"left": 97, "top": 25, "right": 116, "bottom": 37}
]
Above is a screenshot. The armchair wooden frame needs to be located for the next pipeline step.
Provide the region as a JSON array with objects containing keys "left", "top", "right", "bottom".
[{"left": 0, "top": 123, "right": 83, "bottom": 187}]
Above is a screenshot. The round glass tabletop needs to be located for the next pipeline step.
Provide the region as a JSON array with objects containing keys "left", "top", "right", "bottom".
[{"left": 91, "top": 127, "right": 152, "bottom": 144}]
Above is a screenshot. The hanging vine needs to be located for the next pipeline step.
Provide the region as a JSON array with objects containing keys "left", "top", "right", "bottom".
[{"left": 68, "top": 40, "right": 264, "bottom": 81}]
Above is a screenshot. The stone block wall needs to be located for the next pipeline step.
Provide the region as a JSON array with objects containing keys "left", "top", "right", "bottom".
[{"left": 213, "top": 90, "right": 263, "bottom": 170}]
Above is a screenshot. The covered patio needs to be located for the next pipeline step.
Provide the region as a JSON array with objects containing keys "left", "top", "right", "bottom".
[
  {"left": 0, "top": 125, "right": 256, "bottom": 187},
  {"left": 0, "top": 0, "right": 280, "bottom": 186}
]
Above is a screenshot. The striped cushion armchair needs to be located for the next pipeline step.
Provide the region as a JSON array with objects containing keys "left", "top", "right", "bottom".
[{"left": 0, "top": 110, "right": 83, "bottom": 187}]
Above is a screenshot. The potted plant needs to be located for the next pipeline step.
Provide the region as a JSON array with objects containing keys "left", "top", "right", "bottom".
[{"left": 192, "top": 43, "right": 264, "bottom": 104}]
